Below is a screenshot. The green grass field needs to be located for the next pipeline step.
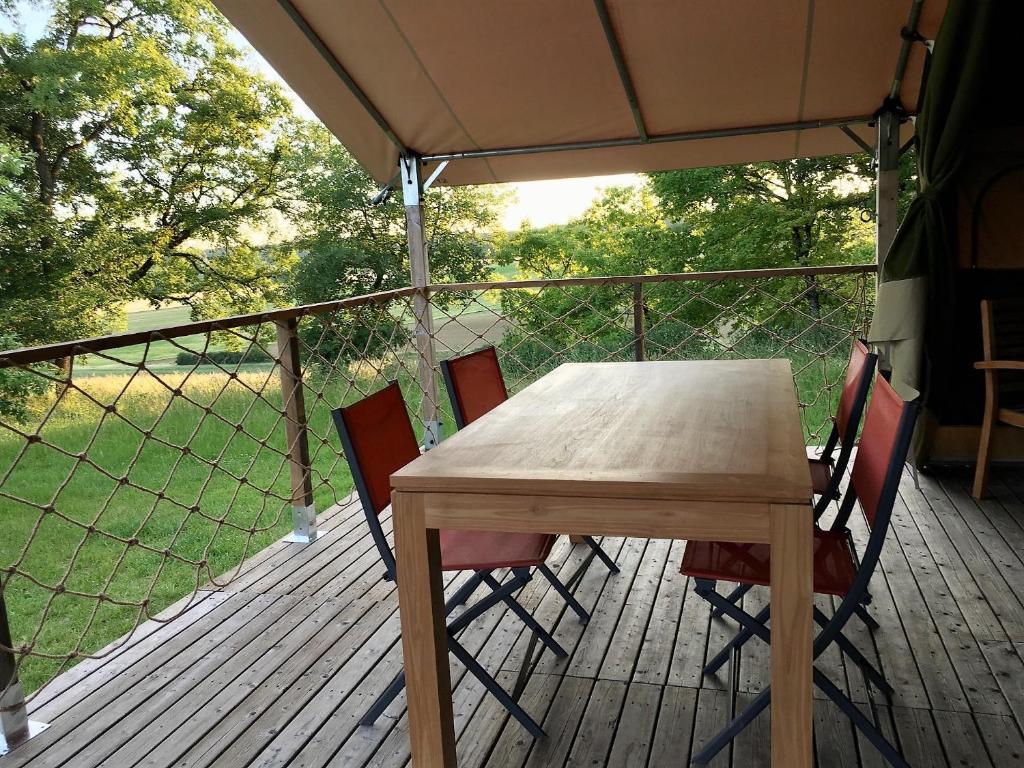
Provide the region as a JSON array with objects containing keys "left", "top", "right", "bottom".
[
  {"left": 2, "top": 291, "right": 852, "bottom": 694},
  {"left": 75, "top": 305, "right": 240, "bottom": 376},
  {"left": 1, "top": 362, "right": 452, "bottom": 692}
]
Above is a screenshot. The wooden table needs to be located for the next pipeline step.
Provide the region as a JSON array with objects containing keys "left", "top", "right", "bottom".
[{"left": 390, "top": 360, "right": 813, "bottom": 767}]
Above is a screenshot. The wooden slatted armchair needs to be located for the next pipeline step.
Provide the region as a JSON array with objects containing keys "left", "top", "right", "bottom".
[{"left": 973, "top": 298, "right": 1024, "bottom": 499}]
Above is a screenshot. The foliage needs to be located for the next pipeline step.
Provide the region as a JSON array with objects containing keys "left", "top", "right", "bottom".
[
  {"left": 0, "top": 0, "right": 298, "bottom": 349},
  {"left": 493, "top": 157, "right": 895, "bottom": 365},
  {"left": 494, "top": 185, "right": 691, "bottom": 350},
  {"left": 285, "top": 125, "right": 506, "bottom": 361},
  {"left": 650, "top": 156, "right": 878, "bottom": 272},
  {"left": 0, "top": 334, "right": 53, "bottom": 421},
  {"left": 0, "top": 139, "right": 23, "bottom": 213},
  {"left": 174, "top": 348, "right": 272, "bottom": 366}
]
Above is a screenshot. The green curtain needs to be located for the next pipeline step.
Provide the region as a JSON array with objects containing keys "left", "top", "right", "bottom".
[{"left": 869, "top": 0, "right": 998, "bottom": 399}]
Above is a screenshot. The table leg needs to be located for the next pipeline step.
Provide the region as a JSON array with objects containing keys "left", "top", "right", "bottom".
[
  {"left": 393, "top": 491, "right": 456, "bottom": 766},
  {"left": 769, "top": 503, "right": 813, "bottom": 768}
]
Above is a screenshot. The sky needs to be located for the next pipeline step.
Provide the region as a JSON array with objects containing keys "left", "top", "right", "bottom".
[{"left": 3, "top": 2, "right": 642, "bottom": 230}]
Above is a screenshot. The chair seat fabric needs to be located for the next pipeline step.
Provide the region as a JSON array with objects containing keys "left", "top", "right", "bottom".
[
  {"left": 808, "top": 457, "right": 833, "bottom": 495},
  {"left": 439, "top": 530, "right": 556, "bottom": 571},
  {"left": 680, "top": 528, "right": 857, "bottom": 596}
]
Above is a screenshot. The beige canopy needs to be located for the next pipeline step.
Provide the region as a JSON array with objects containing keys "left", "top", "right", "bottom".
[{"left": 214, "top": 0, "right": 944, "bottom": 186}]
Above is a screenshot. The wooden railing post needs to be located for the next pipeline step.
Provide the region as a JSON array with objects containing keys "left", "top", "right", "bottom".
[
  {"left": 633, "top": 282, "right": 646, "bottom": 362},
  {"left": 275, "top": 318, "right": 319, "bottom": 544},
  {"left": 1, "top": 592, "right": 37, "bottom": 755},
  {"left": 875, "top": 108, "right": 900, "bottom": 277},
  {"left": 401, "top": 155, "right": 442, "bottom": 448}
]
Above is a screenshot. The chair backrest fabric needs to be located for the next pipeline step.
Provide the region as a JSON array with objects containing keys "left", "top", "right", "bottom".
[
  {"left": 442, "top": 346, "right": 509, "bottom": 428},
  {"left": 333, "top": 382, "right": 419, "bottom": 517},
  {"left": 849, "top": 373, "right": 914, "bottom": 530},
  {"left": 836, "top": 339, "right": 876, "bottom": 441}
]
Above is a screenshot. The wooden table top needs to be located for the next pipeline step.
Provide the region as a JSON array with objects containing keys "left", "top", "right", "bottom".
[{"left": 392, "top": 359, "right": 811, "bottom": 503}]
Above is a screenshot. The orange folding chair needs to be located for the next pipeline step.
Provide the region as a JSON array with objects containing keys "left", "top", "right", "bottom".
[{"left": 441, "top": 346, "right": 620, "bottom": 574}]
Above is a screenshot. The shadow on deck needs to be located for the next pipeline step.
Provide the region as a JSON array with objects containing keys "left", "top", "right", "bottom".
[{"left": 3, "top": 467, "right": 1024, "bottom": 767}]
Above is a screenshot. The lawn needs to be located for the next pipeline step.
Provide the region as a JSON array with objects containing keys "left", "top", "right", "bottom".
[
  {"left": 2, "top": 286, "right": 854, "bottom": 695},
  {"left": 0, "top": 359, "right": 448, "bottom": 693},
  {"left": 74, "top": 305, "right": 229, "bottom": 376}
]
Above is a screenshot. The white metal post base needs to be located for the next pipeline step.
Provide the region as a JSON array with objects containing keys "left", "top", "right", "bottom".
[
  {"left": 0, "top": 680, "right": 48, "bottom": 756},
  {"left": 422, "top": 419, "right": 442, "bottom": 450},
  {"left": 285, "top": 504, "right": 322, "bottom": 544},
  {"left": 0, "top": 720, "right": 49, "bottom": 757}
]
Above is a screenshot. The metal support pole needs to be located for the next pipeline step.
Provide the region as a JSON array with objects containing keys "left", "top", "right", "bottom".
[
  {"left": 275, "top": 318, "right": 319, "bottom": 543},
  {"left": 632, "top": 282, "right": 645, "bottom": 362},
  {"left": 875, "top": 110, "right": 901, "bottom": 275},
  {"left": 1, "top": 593, "right": 46, "bottom": 756},
  {"left": 401, "top": 156, "right": 441, "bottom": 449}
]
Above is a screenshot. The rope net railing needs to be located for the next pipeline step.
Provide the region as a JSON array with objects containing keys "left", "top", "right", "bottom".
[
  {"left": 0, "top": 291, "right": 427, "bottom": 703},
  {"left": 426, "top": 265, "right": 875, "bottom": 444},
  {"left": 0, "top": 264, "right": 873, "bottom": 706}
]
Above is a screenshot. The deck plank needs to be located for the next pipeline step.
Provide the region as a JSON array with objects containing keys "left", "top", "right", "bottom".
[
  {"left": 3, "top": 592, "right": 278, "bottom": 768},
  {"left": 648, "top": 684, "right": 697, "bottom": 767},
  {"left": 890, "top": 706, "right": 947, "bottom": 768},
  {"left": 632, "top": 539, "right": 687, "bottom": 686},
  {"left": 605, "top": 681, "right": 660, "bottom": 767},
  {"left": 564, "top": 679, "right": 626, "bottom": 767},
  {"left": 29, "top": 590, "right": 228, "bottom": 721},
  {"left": 3, "top": 467, "right": 1022, "bottom": 768},
  {"left": 932, "top": 709, "right": 995, "bottom": 768}
]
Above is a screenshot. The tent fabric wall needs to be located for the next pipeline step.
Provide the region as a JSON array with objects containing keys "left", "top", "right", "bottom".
[
  {"left": 870, "top": 0, "right": 1024, "bottom": 463},
  {"left": 869, "top": 0, "right": 996, "bottom": 401}
]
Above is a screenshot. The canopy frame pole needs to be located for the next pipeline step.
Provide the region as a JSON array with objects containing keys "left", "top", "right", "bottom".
[
  {"left": 592, "top": 0, "right": 648, "bottom": 141},
  {"left": 839, "top": 125, "right": 874, "bottom": 156},
  {"left": 875, "top": 108, "right": 901, "bottom": 275},
  {"left": 275, "top": 0, "right": 409, "bottom": 157},
  {"left": 890, "top": 0, "right": 927, "bottom": 102},
  {"left": 401, "top": 156, "right": 441, "bottom": 449},
  {"left": 421, "top": 114, "right": 873, "bottom": 164}
]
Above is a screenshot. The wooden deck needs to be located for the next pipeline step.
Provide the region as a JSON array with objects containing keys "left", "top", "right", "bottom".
[{"left": 4, "top": 466, "right": 1024, "bottom": 767}]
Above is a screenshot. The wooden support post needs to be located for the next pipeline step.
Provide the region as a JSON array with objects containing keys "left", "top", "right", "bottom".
[
  {"left": 633, "top": 282, "right": 645, "bottom": 362},
  {"left": 402, "top": 156, "right": 442, "bottom": 448},
  {"left": 873, "top": 109, "right": 902, "bottom": 372},
  {"left": 875, "top": 109, "right": 901, "bottom": 276},
  {"left": 275, "top": 317, "right": 318, "bottom": 543}
]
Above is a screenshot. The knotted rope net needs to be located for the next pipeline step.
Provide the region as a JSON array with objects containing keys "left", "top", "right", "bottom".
[{"left": 0, "top": 266, "right": 872, "bottom": 701}]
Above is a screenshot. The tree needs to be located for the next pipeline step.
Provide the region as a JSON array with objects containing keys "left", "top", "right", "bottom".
[
  {"left": 0, "top": 139, "right": 21, "bottom": 213},
  {"left": 0, "top": 141, "right": 50, "bottom": 418},
  {"left": 499, "top": 185, "right": 685, "bottom": 280},
  {"left": 650, "top": 156, "right": 879, "bottom": 319},
  {"left": 287, "top": 127, "right": 504, "bottom": 301},
  {"left": 652, "top": 158, "right": 877, "bottom": 266},
  {"left": 492, "top": 185, "right": 696, "bottom": 369},
  {"left": 0, "top": 0, "right": 298, "bottom": 347},
  {"left": 492, "top": 159, "right": 902, "bottom": 372},
  {"left": 285, "top": 125, "right": 507, "bottom": 360},
  {"left": 650, "top": 152, "right": 918, "bottom": 315}
]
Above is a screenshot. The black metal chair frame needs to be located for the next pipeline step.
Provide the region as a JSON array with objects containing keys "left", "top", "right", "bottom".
[
  {"left": 440, "top": 351, "right": 621, "bottom": 576},
  {"left": 688, "top": 392, "right": 920, "bottom": 767},
  {"left": 332, "top": 395, "right": 588, "bottom": 738},
  {"left": 711, "top": 340, "right": 878, "bottom": 618}
]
